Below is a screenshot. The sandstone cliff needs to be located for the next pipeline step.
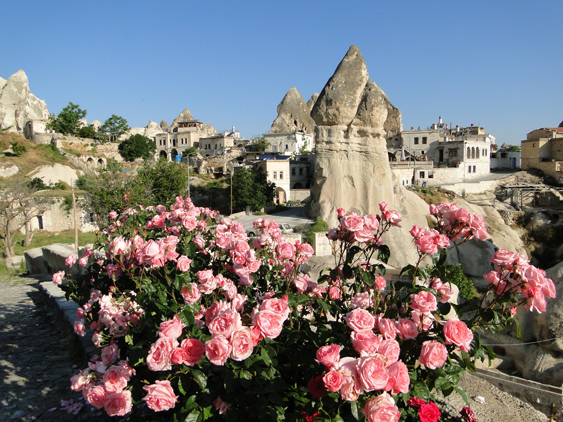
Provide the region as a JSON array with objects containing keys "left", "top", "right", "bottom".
[
  {"left": 308, "top": 45, "right": 426, "bottom": 267},
  {"left": 0, "top": 70, "right": 49, "bottom": 133},
  {"left": 270, "top": 87, "right": 316, "bottom": 133}
]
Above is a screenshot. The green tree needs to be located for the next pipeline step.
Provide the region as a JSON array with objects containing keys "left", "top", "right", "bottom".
[
  {"left": 118, "top": 134, "right": 156, "bottom": 161},
  {"left": 102, "top": 115, "right": 130, "bottom": 142},
  {"left": 78, "top": 160, "right": 188, "bottom": 218},
  {"left": 251, "top": 135, "right": 270, "bottom": 153},
  {"left": 182, "top": 147, "right": 198, "bottom": 156},
  {"left": 10, "top": 142, "right": 27, "bottom": 156},
  {"left": 77, "top": 125, "right": 97, "bottom": 139},
  {"left": 230, "top": 167, "right": 275, "bottom": 212},
  {"left": 46, "top": 102, "right": 87, "bottom": 135}
]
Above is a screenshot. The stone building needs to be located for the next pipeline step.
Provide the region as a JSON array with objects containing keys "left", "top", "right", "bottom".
[
  {"left": 200, "top": 127, "right": 246, "bottom": 156},
  {"left": 263, "top": 130, "right": 314, "bottom": 155},
  {"left": 521, "top": 127, "right": 563, "bottom": 181},
  {"left": 490, "top": 145, "right": 521, "bottom": 170},
  {"left": 154, "top": 120, "right": 207, "bottom": 161},
  {"left": 254, "top": 156, "right": 291, "bottom": 204}
]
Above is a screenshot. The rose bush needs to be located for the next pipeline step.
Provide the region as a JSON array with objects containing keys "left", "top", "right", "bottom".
[{"left": 58, "top": 197, "right": 555, "bottom": 421}]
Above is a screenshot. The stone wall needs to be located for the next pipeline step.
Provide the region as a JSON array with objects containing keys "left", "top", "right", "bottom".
[{"left": 290, "top": 189, "right": 310, "bottom": 202}]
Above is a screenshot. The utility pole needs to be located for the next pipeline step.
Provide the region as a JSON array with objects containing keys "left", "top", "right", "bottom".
[
  {"left": 230, "top": 169, "right": 233, "bottom": 216},
  {"left": 72, "top": 180, "right": 78, "bottom": 254}
]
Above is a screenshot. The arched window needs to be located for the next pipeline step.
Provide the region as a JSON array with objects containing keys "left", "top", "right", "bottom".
[
  {"left": 467, "top": 147, "right": 471, "bottom": 158},
  {"left": 471, "top": 147, "right": 476, "bottom": 159},
  {"left": 476, "top": 148, "right": 480, "bottom": 159}
]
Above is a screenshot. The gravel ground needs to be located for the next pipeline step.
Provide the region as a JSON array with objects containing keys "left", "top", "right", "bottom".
[{"left": 0, "top": 274, "right": 111, "bottom": 421}]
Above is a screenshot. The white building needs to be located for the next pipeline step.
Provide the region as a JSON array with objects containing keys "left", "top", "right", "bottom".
[
  {"left": 200, "top": 127, "right": 246, "bottom": 156},
  {"left": 263, "top": 130, "right": 314, "bottom": 155},
  {"left": 154, "top": 120, "right": 206, "bottom": 161}
]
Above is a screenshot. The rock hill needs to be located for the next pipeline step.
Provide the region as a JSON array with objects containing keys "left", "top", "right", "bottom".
[
  {"left": 270, "top": 87, "right": 317, "bottom": 133},
  {"left": 308, "top": 45, "right": 426, "bottom": 267},
  {"left": 0, "top": 70, "right": 49, "bottom": 133}
]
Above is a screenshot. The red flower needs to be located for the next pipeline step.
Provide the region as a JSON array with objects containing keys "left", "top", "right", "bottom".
[
  {"left": 419, "top": 402, "right": 441, "bottom": 422},
  {"left": 407, "top": 397, "right": 427, "bottom": 409},
  {"left": 307, "top": 375, "right": 326, "bottom": 399},
  {"left": 460, "top": 406, "right": 478, "bottom": 422},
  {"left": 300, "top": 411, "right": 321, "bottom": 422}
]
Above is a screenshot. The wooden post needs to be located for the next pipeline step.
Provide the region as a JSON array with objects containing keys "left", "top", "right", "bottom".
[
  {"left": 72, "top": 181, "right": 78, "bottom": 253},
  {"left": 230, "top": 170, "right": 233, "bottom": 216}
]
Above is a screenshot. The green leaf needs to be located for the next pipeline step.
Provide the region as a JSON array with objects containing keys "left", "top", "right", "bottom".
[
  {"left": 414, "top": 382, "right": 430, "bottom": 400},
  {"left": 124, "top": 334, "right": 134, "bottom": 345},
  {"left": 434, "top": 377, "right": 452, "bottom": 391},
  {"left": 182, "top": 309, "right": 195, "bottom": 327},
  {"left": 261, "top": 347, "right": 272, "bottom": 367},
  {"left": 185, "top": 409, "right": 200, "bottom": 422},
  {"left": 333, "top": 415, "right": 345, "bottom": 422},
  {"left": 345, "top": 246, "right": 361, "bottom": 264},
  {"left": 192, "top": 369, "right": 207, "bottom": 389},
  {"left": 177, "top": 376, "right": 187, "bottom": 395},
  {"left": 350, "top": 400, "right": 360, "bottom": 420},
  {"left": 455, "top": 385, "right": 470, "bottom": 405},
  {"left": 362, "top": 271, "right": 375, "bottom": 286},
  {"left": 377, "top": 244, "right": 391, "bottom": 264}
]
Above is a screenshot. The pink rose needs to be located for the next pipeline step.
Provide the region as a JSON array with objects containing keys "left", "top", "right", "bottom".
[
  {"left": 176, "top": 256, "right": 192, "bottom": 272},
  {"left": 65, "top": 254, "right": 78, "bottom": 267},
  {"left": 337, "top": 208, "right": 346, "bottom": 217},
  {"left": 363, "top": 402, "right": 401, "bottom": 422},
  {"left": 410, "top": 225, "right": 423, "bottom": 238},
  {"left": 379, "top": 202, "right": 388, "bottom": 212},
  {"left": 364, "top": 214, "right": 380, "bottom": 231},
  {"left": 147, "top": 337, "right": 177, "bottom": 371},
  {"left": 197, "top": 269, "right": 218, "bottom": 294},
  {"left": 278, "top": 242, "right": 296, "bottom": 260},
  {"left": 103, "top": 365, "right": 128, "bottom": 392},
  {"left": 159, "top": 315, "right": 186, "bottom": 339},
  {"left": 410, "top": 291, "right": 438, "bottom": 313},
  {"left": 377, "top": 318, "right": 397, "bottom": 340},
  {"left": 342, "top": 215, "right": 364, "bottom": 232},
  {"left": 143, "top": 380, "right": 179, "bottom": 412},
  {"left": 412, "top": 310, "right": 434, "bottom": 331},
  {"left": 294, "top": 273, "right": 310, "bottom": 294},
  {"left": 431, "top": 278, "right": 453, "bottom": 303},
  {"left": 85, "top": 385, "right": 106, "bottom": 409},
  {"left": 345, "top": 309, "right": 375, "bottom": 332},
  {"left": 323, "top": 370, "right": 345, "bottom": 392},
  {"left": 52, "top": 270, "right": 65, "bottom": 285},
  {"left": 205, "top": 336, "right": 231, "bottom": 365},
  {"left": 351, "top": 292, "right": 374, "bottom": 309},
  {"left": 261, "top": 297, "right": 290, "bottom": 320},
  {"left": 104, "top": 390, "right": 132, "bottom": 417},
  {"left": 395, "top": 318, "right": 418, "bottom": 340},
  {"left": 253, "top": 310, "right": 284, "bottom": 339},
  {"left": 180, "top": 283, "right": 201, "bottom": 304},
  {"left": 213, "top": 396, "right": 231, "bottom": 415},
  {"left": 415, "top": 236, "right": 438, "bottom": 255},
  {"left": 419, "top": 340, "right": 448, "bottom": 370},
  {"left": 316, "top": 344, "right": 342, "bottom": 368},
  {"left": 230, "top": 328, "right": 254, "bottom": 361},
  {"left": 78, "top": 256, "right": 88, "bottom": 267},
  {"left": 74, "top": 320, "right": 86, "bottom": 337},
  {"left": 208, "top": 309, "right": 242, "bottom": 338},
  {"left": 490, "top": 249, "right": 519, "bottom": 268},
  {"left": 101, "top": 344, "right": 120, "bottom": 366},
  {"left": 354, "top": 228, "right": 374, "bottom": 243},
  {"left": 379, "top": 339, "right": 400, "bottom": 363},
  {"left": 375, "top": 276, "right": 387, "bottom": 290},
  {"left": 351, "top": 330, "right": 382, "bottom": 355},
  {"left": 181, "top": 215, "right": 197, "bottom": 231},
  {"left": 443, "top": 319, "right": 473, "bottom": 352},
  {"left": 181, "top": 338, "right": 205, "bottom": 366},
  {"left": 194, "top": 236, "right": 205, "bottom": 249},
  {"left": 357, "top": 355, "right": 389, "bottom": 392},
  {"left": 170, "top": 347, "right": 188, "bottom": 365},
  {"left": 385, "top": 361, "right": 410, "bottom": 395}
]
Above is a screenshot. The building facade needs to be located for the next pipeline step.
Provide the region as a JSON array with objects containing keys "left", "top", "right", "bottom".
[
  {"left": 521, "top": 127, "right": 563, "bottom": 181},
  {"left": 263, "top": 130, "right": 314, "bottom": 155},
  {"left": 200, "top": 127, "right": 246, "bottom": 155},
  {"left": 154, "top": 120, "right": 206, "bottom": 161}
]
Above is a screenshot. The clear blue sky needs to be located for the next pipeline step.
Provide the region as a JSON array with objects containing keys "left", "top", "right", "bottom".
[{"left": 2, "top": 1, "right": 562, "bottom": 145}]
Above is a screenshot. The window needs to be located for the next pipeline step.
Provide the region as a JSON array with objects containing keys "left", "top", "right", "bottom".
[
  {"left": 273, "top": 171, "right": 277, "bottom": 179},
  {"left": 285, "top": 144, "right": 288, "bottom": 150},
  {"left": 468, "top": 166, "right": 472, "bottom": 173},
  {"left": 292, "top": 168, "right": 296, "bottom": 176},
  {"left": 422, "top": 137, "right": 427, "bottom": 144},
  {"left": 449, "top": 149, "right": 457, "bottom": 157},
  {"left": 299, "top": 168, "right": 303, "bottom": 176},
  {"left": 280, "top": 171, "right": 283, "bottom": 180},
  {"left": 473, "top": 166, "right": 476, "bottom": 173},
  {"left": 414, "top": 137, "right": 419, "bottom": 145},
  {"left": 419, "top": 171, "right": 425, "bottom": 178},
  {"left": 37, "top": 215, "right": 43, "bottom": 230}
]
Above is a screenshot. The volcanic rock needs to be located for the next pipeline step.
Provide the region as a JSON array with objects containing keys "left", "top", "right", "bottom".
[
  {"left": 0, "top": 70, "right": 49, "bottom": 133},
  {"left": 307, "top": 93, "right": 319, "bottom": 111},
  {"left": 308, "top": 45, "right": 427, "bottom": 267},
  {"left": 170, "top": 108, "right": 195, "bottom": 129},
  {"left": 270, "top": 87, "right": 316, "bottom": 133}
]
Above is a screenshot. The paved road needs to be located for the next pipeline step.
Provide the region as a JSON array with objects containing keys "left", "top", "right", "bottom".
[
  {"left": 231, "top": 207, "right": 315, "bottom": 233},
  {"left": 0, "top": 274, "right": 111, "bottom": 421}
]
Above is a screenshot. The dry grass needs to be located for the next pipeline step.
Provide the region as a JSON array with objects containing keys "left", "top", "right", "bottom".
[
  {"left": 0, "top": 132, "right": 80, "bottom": 186},
  {"left": 411, "top": 186, "right": 455, "bottom": 205}
]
